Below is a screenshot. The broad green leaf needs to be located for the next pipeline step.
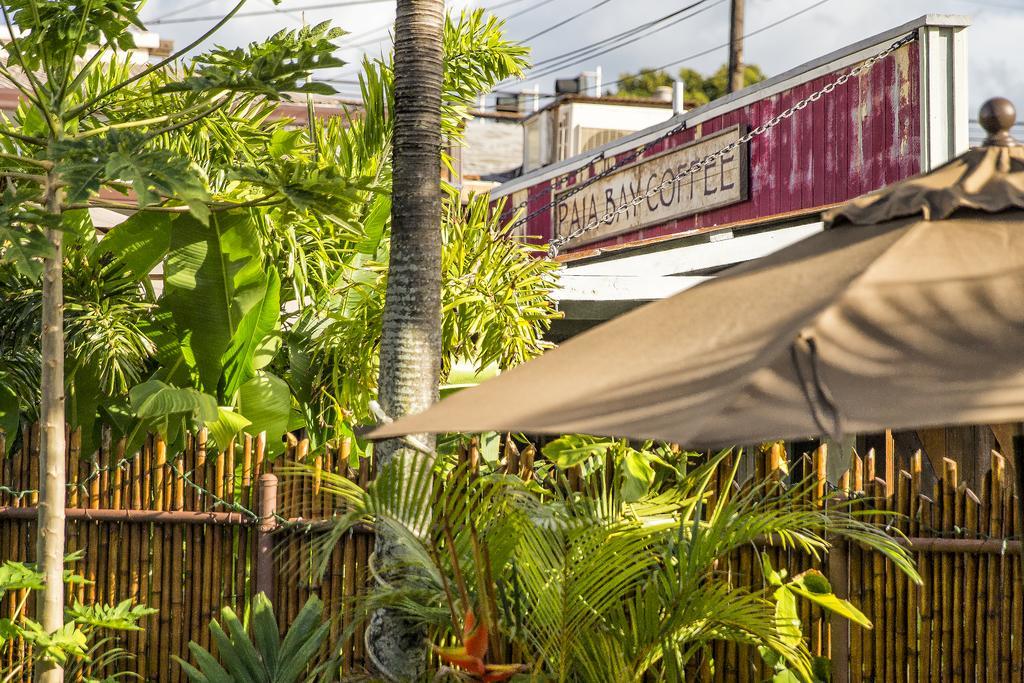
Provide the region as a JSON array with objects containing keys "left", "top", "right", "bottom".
[
  {"left": 811, "top": 656, "right": 832, "bottom": 682},
  {"left": 205, "top": 408, "right": 252, "bottom": 453},
  {"left": 770, "top": 669, "right": 803, "bottom": 683},
  {"left": 788, "top": 571, "right": 872, "bottom": 628},
  {"left": 237, "top": 373, "right": 290, "bottom": 458},
  {"left": 0, "top": 385, "right": 19, "bottom": 448},
  {"left": 161, "top": 213, "right": 268, "bottom": 397},
  {"left": 129, "top": 380, "right": 218, "bottom": 423},
  {"left": 773, "top": 585, "right": 803, "bottom": 648},
  {"left": 222, "top": 267, "right": 281, "bottom": 399},
  {"left": 98, "top": 211, "right": 172, "bottom": 280},
  {"left": 66, "top": 362, "right": 102, "bottom": 458},
  {"left": 620, "top": 449, "right": 656, "bottom": 502},
  {"left": 1, "top": 1, "right": 142, "bottom": 72},
  {"left": 542, "top": 435, "right": 616, "bottom": 469},
  {"left": 250, "top": 593, "right": 280, "bottom": 674},
  {"left": 356, "top": 193, "right": 390, "bottom": 256},
  {"left": 0, "top": 225, "right": 52, "bottom": 279}
]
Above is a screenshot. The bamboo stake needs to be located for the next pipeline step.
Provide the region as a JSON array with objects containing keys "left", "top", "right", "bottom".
[
  {"left": 940, "top": 459, "right": 956, "bottom": 683},
  {"left": 999, "top": 479, "right": 1013, "bottom": 682},
  {"left": 353, "top": 455, "right": 370, "bottom": 669},
  {"left": 169, "top": 438, "right": 186, "bottom": 681},
  {"left": 964, "top": 488, "right": 980, "bottom": 681},
  {"left": 211, "top": 441, "right": 226, "bottom": 643},
  {"left": 737, "top": 545, "right": 752, "bottom": 683},
  {"left": 848, "top": 450, "right": 863, "bottom": 683},
  {"left": 149, "top": 436, "right": 167, "bottom": 679},
  {"left": 871, "top": 478, "right": 886, "bottom": 682},
  {"left": 986, "top": 453, "right": 1004, "bottom": 682},
  {"left": 1013, "top": 490, "right": 1024, "bottom": 683},
  {"left": 893, "top": 471, "right": 909, "bottom": 683},
  {"left": 919, "top": 493, "right": 934, "bottom": 683},
  {"left": 951, "top": 481, "right": 965, "bottom": 681},
  {"left": 977, "top": 468, "right": 992, "bottom": 683},
  {"left": 907, "top": 451, "right": 921, "bottom": 683},
  {"left": 1011, "top": 491, "right": 1019, "bottom": 683},
  {"left": 125, "top": 438, "right": 142, "bottom": 670}
]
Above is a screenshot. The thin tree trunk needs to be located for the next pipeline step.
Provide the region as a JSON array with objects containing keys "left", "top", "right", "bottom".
[
  {"left": 35, "top": 172, "right": 66, "bottom": 683},
  {"left": 368, "top": 0, "right": 445, "bottom": 679}
]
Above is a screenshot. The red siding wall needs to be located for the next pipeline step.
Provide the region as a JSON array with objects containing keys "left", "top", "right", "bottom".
[{"left": 505, "top": 42, "right": 921, "bottom": 253}]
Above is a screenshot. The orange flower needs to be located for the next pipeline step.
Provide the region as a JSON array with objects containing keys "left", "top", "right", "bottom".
[{"left": 432, "top": 609, "right": 527, "bottom": 681}]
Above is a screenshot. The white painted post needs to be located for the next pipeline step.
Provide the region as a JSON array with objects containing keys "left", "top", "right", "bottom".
[{"left": 918, "top": 22, "right": 969, "bottom": 170}]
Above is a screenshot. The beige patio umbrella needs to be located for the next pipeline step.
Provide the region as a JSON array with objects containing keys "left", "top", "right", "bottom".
[{"left": 371, "top": 99, "right": 1024, "bottom": 455}]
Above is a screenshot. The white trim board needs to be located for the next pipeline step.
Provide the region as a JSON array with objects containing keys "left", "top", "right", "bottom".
[
  {"left": 563, "top": 222, "right": 824, "bottom": 278},
  {"left": 555, "top": 274, "right": 711, "bottom": 303}
]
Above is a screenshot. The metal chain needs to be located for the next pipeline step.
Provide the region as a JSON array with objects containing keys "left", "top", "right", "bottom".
[
  {"left": 166, "top": 460, "right": 259, "bottom": 521},
  {"left": 541, "top": 31, "right": 917, "bottom": 257},
  {"left": 0, "top": 453, "right": 142, "bottom": 501}
]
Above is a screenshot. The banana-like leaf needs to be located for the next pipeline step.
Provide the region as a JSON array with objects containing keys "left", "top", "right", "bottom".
[
  {"left": 161, "top": 213, "right": 271, "bottom": 398},
  {"left": 129, "top": 380, "right": 218, "bottom": 423},
  {"left": 222, "top": 268, "right": 281, "bottom": 399},
  {"left": 237, "top": 373, "right": 291, "bottom": 458},
  {"left": 204, "top": 407, "right": 252, "bottom": 454},
  {"left": 96, "top": 211, "right": 172, "bottom": 281}
]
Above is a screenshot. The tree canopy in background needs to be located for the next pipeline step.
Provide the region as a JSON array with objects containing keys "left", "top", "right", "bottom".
[{"left": 613, "top": 62, "right": 766, "bottom": 105}]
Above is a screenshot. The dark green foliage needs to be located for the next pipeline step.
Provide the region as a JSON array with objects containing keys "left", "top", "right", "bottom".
[
  {"left": 176, "top": 593, "right": 330, "bottom": 683},
  {"left": 0, "top": 555, "right": 155, "bottom": 680},
  {"left": 614, "top": 62, "right": 767, "bottom": 104},
  {"left": 160, "top": 23, "right": 346, "bottom": 100},
  {"left": 53, "top": 131, "right": 211, "bottom": 220},
  {"left": 0, "top": 0, "right": 143, "bottom": 76}
]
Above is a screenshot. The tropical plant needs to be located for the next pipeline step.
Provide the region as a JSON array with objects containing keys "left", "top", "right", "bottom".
[
  {"left": 176, "top": 593, "right": 330, "bottom": 683},
  {"left": 297, "top": 447, "right": 919, "bottom": 682},
  {"left": 0, "top": 555, "right": 155, "bottom": 683},
  {"left": 0, "top": 3, "right": 347, "bottom": 668},
  {"left": 0, "top": 6, "right": 553, "bottom": 458}
]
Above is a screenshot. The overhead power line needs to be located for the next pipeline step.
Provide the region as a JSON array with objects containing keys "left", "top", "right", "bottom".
[
  {"left": 520, "top": 0, "right": 617, "bottom": 42},
  {"left": 148, "top": 0, "right": 211, "bottom": 22},
  {"left": 603, "top": 0, "right": 834, "bottom": 91},
  {"left": 147, "top": 0, "right": 391, "bottom": 25},
  {"left": 531, "top": 0, "right": 718, "bottom": 67},
  {"left": 520, "top": 0, "right": 722, "bottom": 83},
  {"left": 512, "top": 0, "right": 833, "bottom": 94},
  {"left": 504, "top": 0, "right": 559, "bottom": 21}
]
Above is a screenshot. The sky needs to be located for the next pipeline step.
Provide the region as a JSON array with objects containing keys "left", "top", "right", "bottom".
[{"left": 139, "top": 0, "right": 1024, "bottom": 136}]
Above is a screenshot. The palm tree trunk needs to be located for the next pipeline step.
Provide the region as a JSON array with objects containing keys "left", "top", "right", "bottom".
[
  {"left": 368, "top": 0, "right": 445, "bottom": 678},
  {"left": 35, "top": 173, "right": 66, "bottom": 683}
]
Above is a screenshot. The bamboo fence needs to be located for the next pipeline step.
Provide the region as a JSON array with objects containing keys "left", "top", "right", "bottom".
[{"left": 0, "top": 425, "right": 1021, "bottom": 681}]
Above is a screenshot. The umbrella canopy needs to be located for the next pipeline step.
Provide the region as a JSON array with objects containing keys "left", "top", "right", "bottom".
[{"left": 372, "top": 99, "right": 1024, "bottom": 449}]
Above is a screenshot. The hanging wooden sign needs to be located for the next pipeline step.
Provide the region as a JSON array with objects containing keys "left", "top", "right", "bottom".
[{"left": 553, "top": 125, "right": 749, "bottom": 246}]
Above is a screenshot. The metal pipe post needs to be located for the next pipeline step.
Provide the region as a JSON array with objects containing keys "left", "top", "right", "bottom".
[{"left": 255, "top": 473, "right": 278, "bottom": 599}]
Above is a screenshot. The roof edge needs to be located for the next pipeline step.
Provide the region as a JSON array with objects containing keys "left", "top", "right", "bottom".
[{"left": 492, "top": 14, "right": 971, "bottom": 198}]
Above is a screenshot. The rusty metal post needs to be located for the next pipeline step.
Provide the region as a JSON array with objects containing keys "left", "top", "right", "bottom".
[{"left": 255, "top": 473, "right": 278, "bottom": 598}]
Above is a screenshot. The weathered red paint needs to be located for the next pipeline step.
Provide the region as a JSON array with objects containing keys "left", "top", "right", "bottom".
[{"left": 502, "top": 43, "right": 921, "bottom": 254}]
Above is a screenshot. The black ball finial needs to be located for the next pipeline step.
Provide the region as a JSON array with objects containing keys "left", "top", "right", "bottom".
[{"left": 979, "top": 97, "right": 1017, "bottom": 146}]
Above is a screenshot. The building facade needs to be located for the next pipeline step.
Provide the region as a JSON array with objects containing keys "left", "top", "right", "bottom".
[{"left": 488, "top": 15, "right": 1004, "bottom": 486}]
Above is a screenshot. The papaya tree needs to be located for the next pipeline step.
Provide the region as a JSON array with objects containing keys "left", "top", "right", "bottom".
[{"left": 0, "top": 2, "right": 346, "bottom": 679}]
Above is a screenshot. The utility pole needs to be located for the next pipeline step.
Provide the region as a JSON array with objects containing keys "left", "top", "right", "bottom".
[{"left": 727, "top": 0, "right": 744, "bottom": 94}]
